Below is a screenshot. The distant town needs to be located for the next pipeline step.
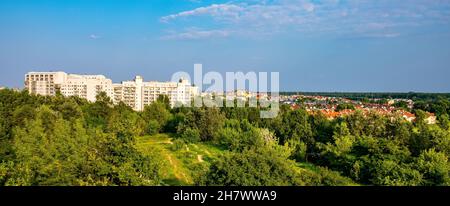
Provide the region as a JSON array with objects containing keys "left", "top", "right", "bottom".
[{"left": 280, "top": 95, "right": 436, "bottom": 124}]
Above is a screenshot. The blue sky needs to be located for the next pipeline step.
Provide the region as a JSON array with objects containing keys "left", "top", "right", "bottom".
[{"left": 1, "top": 0, "right": 450, "bottom": 92}]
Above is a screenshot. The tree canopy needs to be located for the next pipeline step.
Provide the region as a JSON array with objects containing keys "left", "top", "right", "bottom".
[{"left": 0, "top": 89, "right": 449, "bottom": 186}]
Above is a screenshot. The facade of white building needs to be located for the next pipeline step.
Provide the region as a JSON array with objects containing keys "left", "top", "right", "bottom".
[
  {"left": 60, "top": 74, "right": 114, "bottom": 102},
  {"left": 25, "top": 72, "right": 114, "bottom": 102},
  {"left": 25, "top": 72, "right": 198, "bottom": 111},
  {"left": 25, "top": 72, "right": 67, "bottom": 96},
  {"left": 113, "top": 76, "right": 198, "bottom": 110}
]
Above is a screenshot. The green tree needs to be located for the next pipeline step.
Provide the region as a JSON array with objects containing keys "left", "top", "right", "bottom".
[
  {"left": 215, "top": 119, "right": 265, "bottom": 151},
  {"left": 416, "top": 149, "right": 449, "bottom": 185},
  {"left": 178, "top": 107, "right": 225, "bottom": 142},
  {"left": 55, "top": 98, "right": 83, "bottom": 120},
  {"left": 146, "top": 120, "right": 160, "bottom": 135},
  {"left": 287, "top": 139, "right": 308, "bottom": 162},
  {"left": 108, "top": 104, "right": 146, "bottom": 140},
  {"left": 157, "top": 94, "right": 171, "bottom": 110},
  {"left": 4, "top": 106, "right": 89, "bottom": 185},
  {"left": 336, "top": 103, "right": 355, "bottom": 111},
  {"left": 201, "top": 148, "right": 304, "bottom": 186},
  {"left": 142, "top": 101, "right": 171, "bottom": 134},
  {"left": 323, "top": 122, "right": 354, "bottom": 157},
  {"left": 393, "top": 101, "right": 409, "bottom": 110},
  {"left": 371, "top": 159, "right": 423, "bottom": 186},
  {"left": 83, "top": 92, "right": 113, "bottom": 128},
  {"left": 179, "top": 128, "right": 201, "bottom": 143},
  {"left": 279, "top": 109, "right": 313, "bottom": 147}
]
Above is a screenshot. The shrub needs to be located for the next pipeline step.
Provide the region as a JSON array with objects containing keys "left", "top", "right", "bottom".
[
  {"left": 180, "top": 128, "right": 201, "bottom": 143},
  {"left": 146, "top": 120, "right": 160, "bottom": 135},
  {"left": 171, "top": 139, "right": 186, "bottom": 152}
]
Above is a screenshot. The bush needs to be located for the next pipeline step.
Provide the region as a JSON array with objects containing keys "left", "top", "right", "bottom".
[
  {"left": 202, "top": 148, "right": 304, "bottom": 186},
  {"left": 371, "top": 160, "right": 423, "bottom": 186},
  {"left": 171, "top": 139, "right": 186, "bottom": 152},
  {"left": 416, "top": 149, "right": 450, "bottom": 186},
  {"left": 288, "top": 140, "right": 308, "bottom": 162},
  {"left": 299, "top": 166, "right": 357, "bottom": 186},
  {"left": 180, "top": 128, "right": 201, "bottom": 143},
  {"left": 146, "top": 120, "right": 160, "bottom": 135}
]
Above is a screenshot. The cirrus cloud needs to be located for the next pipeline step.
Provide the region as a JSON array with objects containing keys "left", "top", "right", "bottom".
[
  {"left": 159, "top": 0, "right": 450, "bottom": 40},
  {"left": 160, "top": 28, "right": 232, "bottom": 40}
]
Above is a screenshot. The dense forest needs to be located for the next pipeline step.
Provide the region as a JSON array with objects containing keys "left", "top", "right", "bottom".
[{"left": 0, "top": 89, "right": 449, "bottom": 186}]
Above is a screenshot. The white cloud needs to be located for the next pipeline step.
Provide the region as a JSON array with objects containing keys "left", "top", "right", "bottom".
[
  {"left": 383, "top": 33, "right": 401, "bottom": 38},
  {"left": 159, "top": 0, "right": 450, "bottom": 39},
  {"left": 160, "top": 4, "right": 243, "bottom": 23},
  {"left": 161, "top": 28, "right": 232, "bottom": 40},
  {"left": 89, "top": 34, "right": 101, "bottom": 40}
]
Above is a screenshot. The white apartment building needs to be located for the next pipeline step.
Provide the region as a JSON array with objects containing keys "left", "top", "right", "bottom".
[
  {"left": 25, "top": 72, "right": 67, "bottom": 96},
  {"left": 113, "top": 76, "right": 198, "bottom": 111},
  {"left": 60, "top": 74, "right": 114, "bottom": 102},
  {"left": 25, "top": 72, "right": 199, "bottom": 111},
  {"left": 25, "top": 72, "right": 114, "bottom": 102}
]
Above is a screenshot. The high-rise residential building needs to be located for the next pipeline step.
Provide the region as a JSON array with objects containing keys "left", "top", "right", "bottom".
[
  {"left": 25, "top": 72, "right": 67, "bottom": 96},
  {"left": 25, "top": 72, "right": 199, "bottom": 111},
  {"left": 113, "top": 76, "right": 198, "bottom": 110},
  {"left": 25, "top": 72, "right": 114, "bottom": 102},
  {"left": 112, "top": 76, "right": 144, "bottom": 111}
]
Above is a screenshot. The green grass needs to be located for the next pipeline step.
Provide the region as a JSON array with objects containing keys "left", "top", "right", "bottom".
[{"left": 135, "top": 134, "right": 224, "bottom": 186}]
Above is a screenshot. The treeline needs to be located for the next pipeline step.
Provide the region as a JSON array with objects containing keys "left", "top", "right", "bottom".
[
  {"left": 0, "top": 89, "right": 449, "bottom": 186},
  {"left": 281, "top": 92, "right": 450, "bottom": 101}
]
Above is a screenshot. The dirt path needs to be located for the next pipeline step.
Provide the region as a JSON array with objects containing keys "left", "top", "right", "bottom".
[
  {"left": 197, "top": 155, "right": 204, "bottom": 163},
  {"left": 166, "top": 152, "right": 190, "bottom": 182}
]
